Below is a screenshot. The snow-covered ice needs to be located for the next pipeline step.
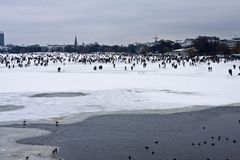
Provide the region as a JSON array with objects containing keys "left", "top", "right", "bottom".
[{"left": 0, "top": 55, "right": 240, "bottom": 122}]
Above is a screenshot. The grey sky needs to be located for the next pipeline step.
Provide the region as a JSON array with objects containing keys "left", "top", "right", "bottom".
[{"left": 0, "top": 0, "right": 240, "bottom": 45}]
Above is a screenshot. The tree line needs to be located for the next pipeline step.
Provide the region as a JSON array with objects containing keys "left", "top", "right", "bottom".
[{"left": 1, "top": 37, "right": 239, "bottom": 55}]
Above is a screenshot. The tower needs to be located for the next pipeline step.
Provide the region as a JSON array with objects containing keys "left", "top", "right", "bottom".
[
  {"left": 74, "top": 35, "right": 78, "bottom": 46},
  {"left": 0, "top": 31, "right": 4, "bottom": 46}
]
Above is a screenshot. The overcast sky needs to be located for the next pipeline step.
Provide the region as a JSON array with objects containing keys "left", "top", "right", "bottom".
[{"left": 0, "top": 0, "right": 240, "bottom": 45}]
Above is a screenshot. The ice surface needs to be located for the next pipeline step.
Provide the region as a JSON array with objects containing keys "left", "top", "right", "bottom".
[{"left": 0, "top": 56, "right": 240, "bottom": 122}]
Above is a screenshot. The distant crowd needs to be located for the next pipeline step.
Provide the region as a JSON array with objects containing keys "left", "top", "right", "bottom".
[{"left": 0, "top": 53, "right": 240, "bottom": 76}]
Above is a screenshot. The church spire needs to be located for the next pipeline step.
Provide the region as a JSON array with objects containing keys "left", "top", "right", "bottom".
[{"left": 74, "top": 35, "right": 78, "bottom": 46}]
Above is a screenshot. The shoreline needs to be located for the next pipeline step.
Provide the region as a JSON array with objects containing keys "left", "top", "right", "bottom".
[
  {"left": 1, "top": 105, "right": 240, "bottom": 160},
  {"left": 0, "top": 127, "right": 55, "bottom": 160}
]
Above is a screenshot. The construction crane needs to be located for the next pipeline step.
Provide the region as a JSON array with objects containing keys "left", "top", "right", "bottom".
[{"left": 153, "top": 35, "right": 158, "bottom": 42}]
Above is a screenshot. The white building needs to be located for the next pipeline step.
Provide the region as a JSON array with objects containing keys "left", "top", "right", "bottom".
[
  {"left": 226, "top": 38, "right": 240, "bottom": 48},
  {"left": 165, "top": 48, "right": 197, "bottom": 57},
  {"left": 181, "top": 39, "right": 195, "bottom": 48}
]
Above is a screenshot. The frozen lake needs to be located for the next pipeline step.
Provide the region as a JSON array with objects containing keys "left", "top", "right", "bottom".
[{"left": 0, "top": 55, "right": 240, "bottom": 122}]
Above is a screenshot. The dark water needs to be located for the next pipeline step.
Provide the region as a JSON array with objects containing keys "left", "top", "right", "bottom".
[{"left": 9, "top": 106, "right": 240, "bottom": 160}]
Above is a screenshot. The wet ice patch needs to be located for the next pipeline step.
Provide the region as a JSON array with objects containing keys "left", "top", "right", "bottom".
[
  {"left": 158, "top": 89, "right": 199, "bottom": 95},
  {"left": 0, "top": 105, "right": 25, "bottom": 112},
  {"left": 128, "top": 89, "right": 199, "bottom": 95},
  {"left": 30, "top": 92, "right": 88, "bottom": 98}
]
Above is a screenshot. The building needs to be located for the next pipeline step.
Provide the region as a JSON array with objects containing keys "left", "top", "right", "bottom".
[
  {"left": 225, "top": 37, "right": 240, "bottom": 49},
  {"left": 175, "top": 40, "right": 183, "bottom": 44},
  {"left": 181, "top": 39, "right": 195, "bottom": 48},
  {"left": 165, "top": 48, "right": 197, "bottom": 57},
  {"left": 197, "top": 36, "right": 220, "bottom": 43},
  {"left": 47, "top": 44, "right": 66, "bottom": 52},
  {"left": 0, "top": 31, "right": 4, "bottom": 46}
]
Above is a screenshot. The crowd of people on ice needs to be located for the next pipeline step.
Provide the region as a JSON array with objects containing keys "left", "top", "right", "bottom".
[{"left": 0, "top": 53, "right": 240, "bottom": 76}]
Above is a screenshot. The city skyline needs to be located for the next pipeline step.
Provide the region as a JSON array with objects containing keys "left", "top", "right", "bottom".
[{"left": 0, "top": 0, "right": 240, "bottom": 45}]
